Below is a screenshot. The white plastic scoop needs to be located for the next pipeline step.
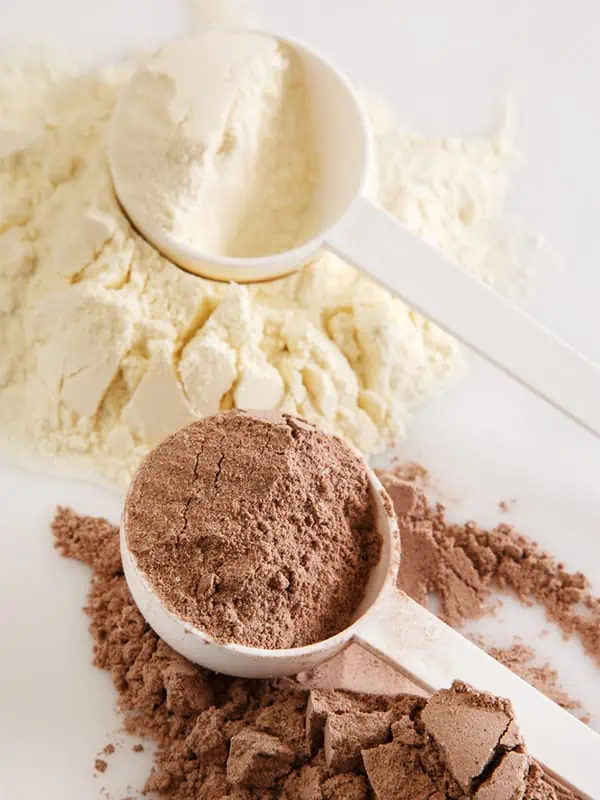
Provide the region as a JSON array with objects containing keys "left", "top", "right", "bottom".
[
  {"left": 121, "top": 465, "right": 600, "bottom": 798},
  {"left": 109, "top": 30, "right": 600, "bottom": 440}
]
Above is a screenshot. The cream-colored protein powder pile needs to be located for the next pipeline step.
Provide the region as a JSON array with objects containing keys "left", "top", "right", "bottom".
[
  {"left": 111, "top": 31, "right": 321, "bottom": 258},
  {"left": 0, "top": 3, "right": 554, "bottom": 490}
]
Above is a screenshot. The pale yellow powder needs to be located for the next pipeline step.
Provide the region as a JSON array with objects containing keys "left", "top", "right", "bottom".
[
  {"left": 0, "top": 9, "right": 553, "bottom": 491},
  {"left": 111, "top": 32, "right": 321, "bottom": 258}
]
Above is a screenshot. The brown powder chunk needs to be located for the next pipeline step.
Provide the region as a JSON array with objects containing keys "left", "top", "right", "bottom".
[
  {"left": 391, "top": 716, "right": 423, "bottom": 746},
  {"left": 306, "top": 690, "right": 332, "bottom": 754},
  {"left": 163, "top": 656, "right": 214, "bottom": 715},
  {"left": 499, "top": 719, "right": 523, "bottom": 750},
  {"left": 132, "top": 744, "right": 144, "bottom": 752},
  {"left": 305, "top": 689, "right": 413, "bottom": 756},
  {"left": 474, "top": 751, "right": 529, "bottom": 800},
  {"left": 186, "top": 706, "right": 228, "bottom": 762},
  {"left": 125, "top": 411, "right": 382, "bottom": 649},
  {"left": 226, "top": 729, "right": 294, "bottom": 788},
  {"left": 255, "top": 692, "right": 308, "bottom": 760},
  {"left": 421, "top": 681, "right": 519, "bottom": 792},
  {"left": 103, "top": 743, "right": 115, "bottom": 755},
  {"left": 379, "top": 475, "right": 417, "bottom": 520},
  {"left": 281, "top": 764, "right": 325, "bottom": 799},
  {"left": 324, "top": 710, "right": 390, "bottom": 772},
  {"left": 321, "top": 772, "right": 369, "bottom": 799},
  {"left": 362, "top": 740, "right": 437, "bottom": 799},
  {"left": 94, "top": 758, "right": 107, "bottom": 773}
]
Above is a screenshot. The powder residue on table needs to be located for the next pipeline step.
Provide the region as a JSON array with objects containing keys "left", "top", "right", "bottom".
[
  {"left": 53, "top": 505, "right": 573, "bottom": 799},
  {"left": 487, "top": 642, "right": 583, "bottom": 714},
  {"left": 125, "top": 411, "right": 381, "bottom": 649},
  {"left": 379, "top": 469, "right": 600, "bottom": 710},
  {"left": 0, "top": 1, "right": 556, "bottom": 490}
]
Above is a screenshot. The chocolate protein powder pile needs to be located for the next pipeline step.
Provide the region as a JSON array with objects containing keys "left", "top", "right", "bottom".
[
  {"left": 124, "top": 411, "right": 382, "bottom": 649},
  {"left": 54, "top": 507, "right": 573, "bottom": 799},
  {"left": 52, "top": 484, "right": 592, "bottom": 799}
]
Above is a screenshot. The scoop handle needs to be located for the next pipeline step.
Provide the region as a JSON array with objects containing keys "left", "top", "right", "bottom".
[
  {"left": 354, "top": 586, "right": 598, "bottom": 798},
  {"left": 325, "top": 196, "right": 600, "bottom": 439}
]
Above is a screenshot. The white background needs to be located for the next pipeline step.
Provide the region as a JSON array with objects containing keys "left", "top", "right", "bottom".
[{"left": 1, "top": 1, "right": 599, "bottom": 797}]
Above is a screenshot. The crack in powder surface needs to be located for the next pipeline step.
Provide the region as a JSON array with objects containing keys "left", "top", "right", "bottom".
[{"left": 125, "top": 411, "right": 381, "bottom": 648}]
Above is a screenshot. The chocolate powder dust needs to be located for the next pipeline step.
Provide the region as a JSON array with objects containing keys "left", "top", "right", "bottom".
[
  {"left": 53, "top": 506, "right": 572, "bottom": 799},
  {"left": 124, "top": 410, "right": 382, "bottom": 649},
  {"left": 379, "top": 470, "right": 600, "bottom": 671}
]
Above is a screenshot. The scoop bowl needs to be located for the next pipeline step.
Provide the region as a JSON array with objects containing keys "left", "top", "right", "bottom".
[{"left": 120, "top": 467, "right": 398, "bottom": 678}]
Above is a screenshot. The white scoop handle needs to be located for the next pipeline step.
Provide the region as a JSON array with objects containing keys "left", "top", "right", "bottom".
[
  {"left": 326, "top": 196, "right": 600, "bottom": 439},
  {"left": 355, "top": 585, "right": 597, "bottom": 799}
]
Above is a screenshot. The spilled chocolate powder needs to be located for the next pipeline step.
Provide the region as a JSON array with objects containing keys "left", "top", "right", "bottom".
[
  {"left": 124, "top": 411, "right": 381, "bottom": 649},
  {"left": 379, "top": 470, "right": 600, "bottom": 670},
  {"left": 53, "top": 507, "right": 580, "bottom": 799},
  {"left": 487, "top": 642, "right": 583, "bottom": 714}
]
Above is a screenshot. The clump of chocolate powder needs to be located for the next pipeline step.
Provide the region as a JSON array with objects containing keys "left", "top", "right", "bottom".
[
  {"left": 379, "top": 470, "right": 600, "bottom": 670},
  {"left": 124, "top": 410, "right": 381, "bottom": 649},
  {"left": 53, "top": 507, "right": 578, "bottom": 799}
]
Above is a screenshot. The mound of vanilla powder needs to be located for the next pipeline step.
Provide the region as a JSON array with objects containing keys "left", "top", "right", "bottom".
[{"left": 0, "top": 1, "right": 556, "bottom": 490}]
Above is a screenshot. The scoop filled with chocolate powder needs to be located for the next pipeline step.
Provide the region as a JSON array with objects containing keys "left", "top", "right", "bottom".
[{"left": 123, "top": 411, "right": 383, "bottom": 651}]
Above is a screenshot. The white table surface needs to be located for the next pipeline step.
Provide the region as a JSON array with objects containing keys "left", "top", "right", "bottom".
[{"left": 1, "top": 1, "right": 599, "bottom": 797}]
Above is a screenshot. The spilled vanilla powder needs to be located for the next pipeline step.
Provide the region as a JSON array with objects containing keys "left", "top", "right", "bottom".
[{"left": 0, "top": 1, "right": 556, "bottom": 490}]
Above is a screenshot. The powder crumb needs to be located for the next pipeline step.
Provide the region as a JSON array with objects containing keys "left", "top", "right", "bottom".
[
  {"left": 53, "top": 506, "right": 579, "bottom": 800},
  {"left": 131, "top": 744, "right": 144, "bottom": 753},
  {"left": 227, "top": 729, "right": 294, "bottom": 788},
  {"left": 95, "top": 759, "right": 108, "bottom": 774},
  {"left": 103, "top": 744, "right": 115, "bottom": 756},
  {"left": 124, "top": 411, "right": 381, "bottom": 649},
  {"left": 387, "top": 461, "right": 430, "bottom": 485},
  {"left": 498, "top": 499, "right": 517, "bottom": 513}
]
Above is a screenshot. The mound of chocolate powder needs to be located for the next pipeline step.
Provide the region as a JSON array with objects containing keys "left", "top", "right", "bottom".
[
  {"left": 53, "top": 506, "right": 581, "bottom": 799},
  {"left": 124, "top": 411, "right": 382, "bottom": 649}
]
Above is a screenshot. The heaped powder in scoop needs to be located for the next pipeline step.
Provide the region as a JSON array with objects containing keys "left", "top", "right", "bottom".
[{"left": 124, "top": 410, "right": 382, "bottom": 649}]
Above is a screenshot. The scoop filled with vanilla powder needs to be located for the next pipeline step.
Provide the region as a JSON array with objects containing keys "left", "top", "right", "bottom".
[
  {"left": 123, "top": 410, "right": 382, "bottom": 649},
  {"left": 110, "top": 31, "right": 321, "bottom": 259}
]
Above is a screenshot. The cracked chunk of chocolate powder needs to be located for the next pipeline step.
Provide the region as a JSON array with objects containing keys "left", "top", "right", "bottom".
[
  {"left": 124, "top": 411, "right": 382, "bottom": 649},
  {"left": 420, "top": 681, "right": 522, "bottom": 793}
]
